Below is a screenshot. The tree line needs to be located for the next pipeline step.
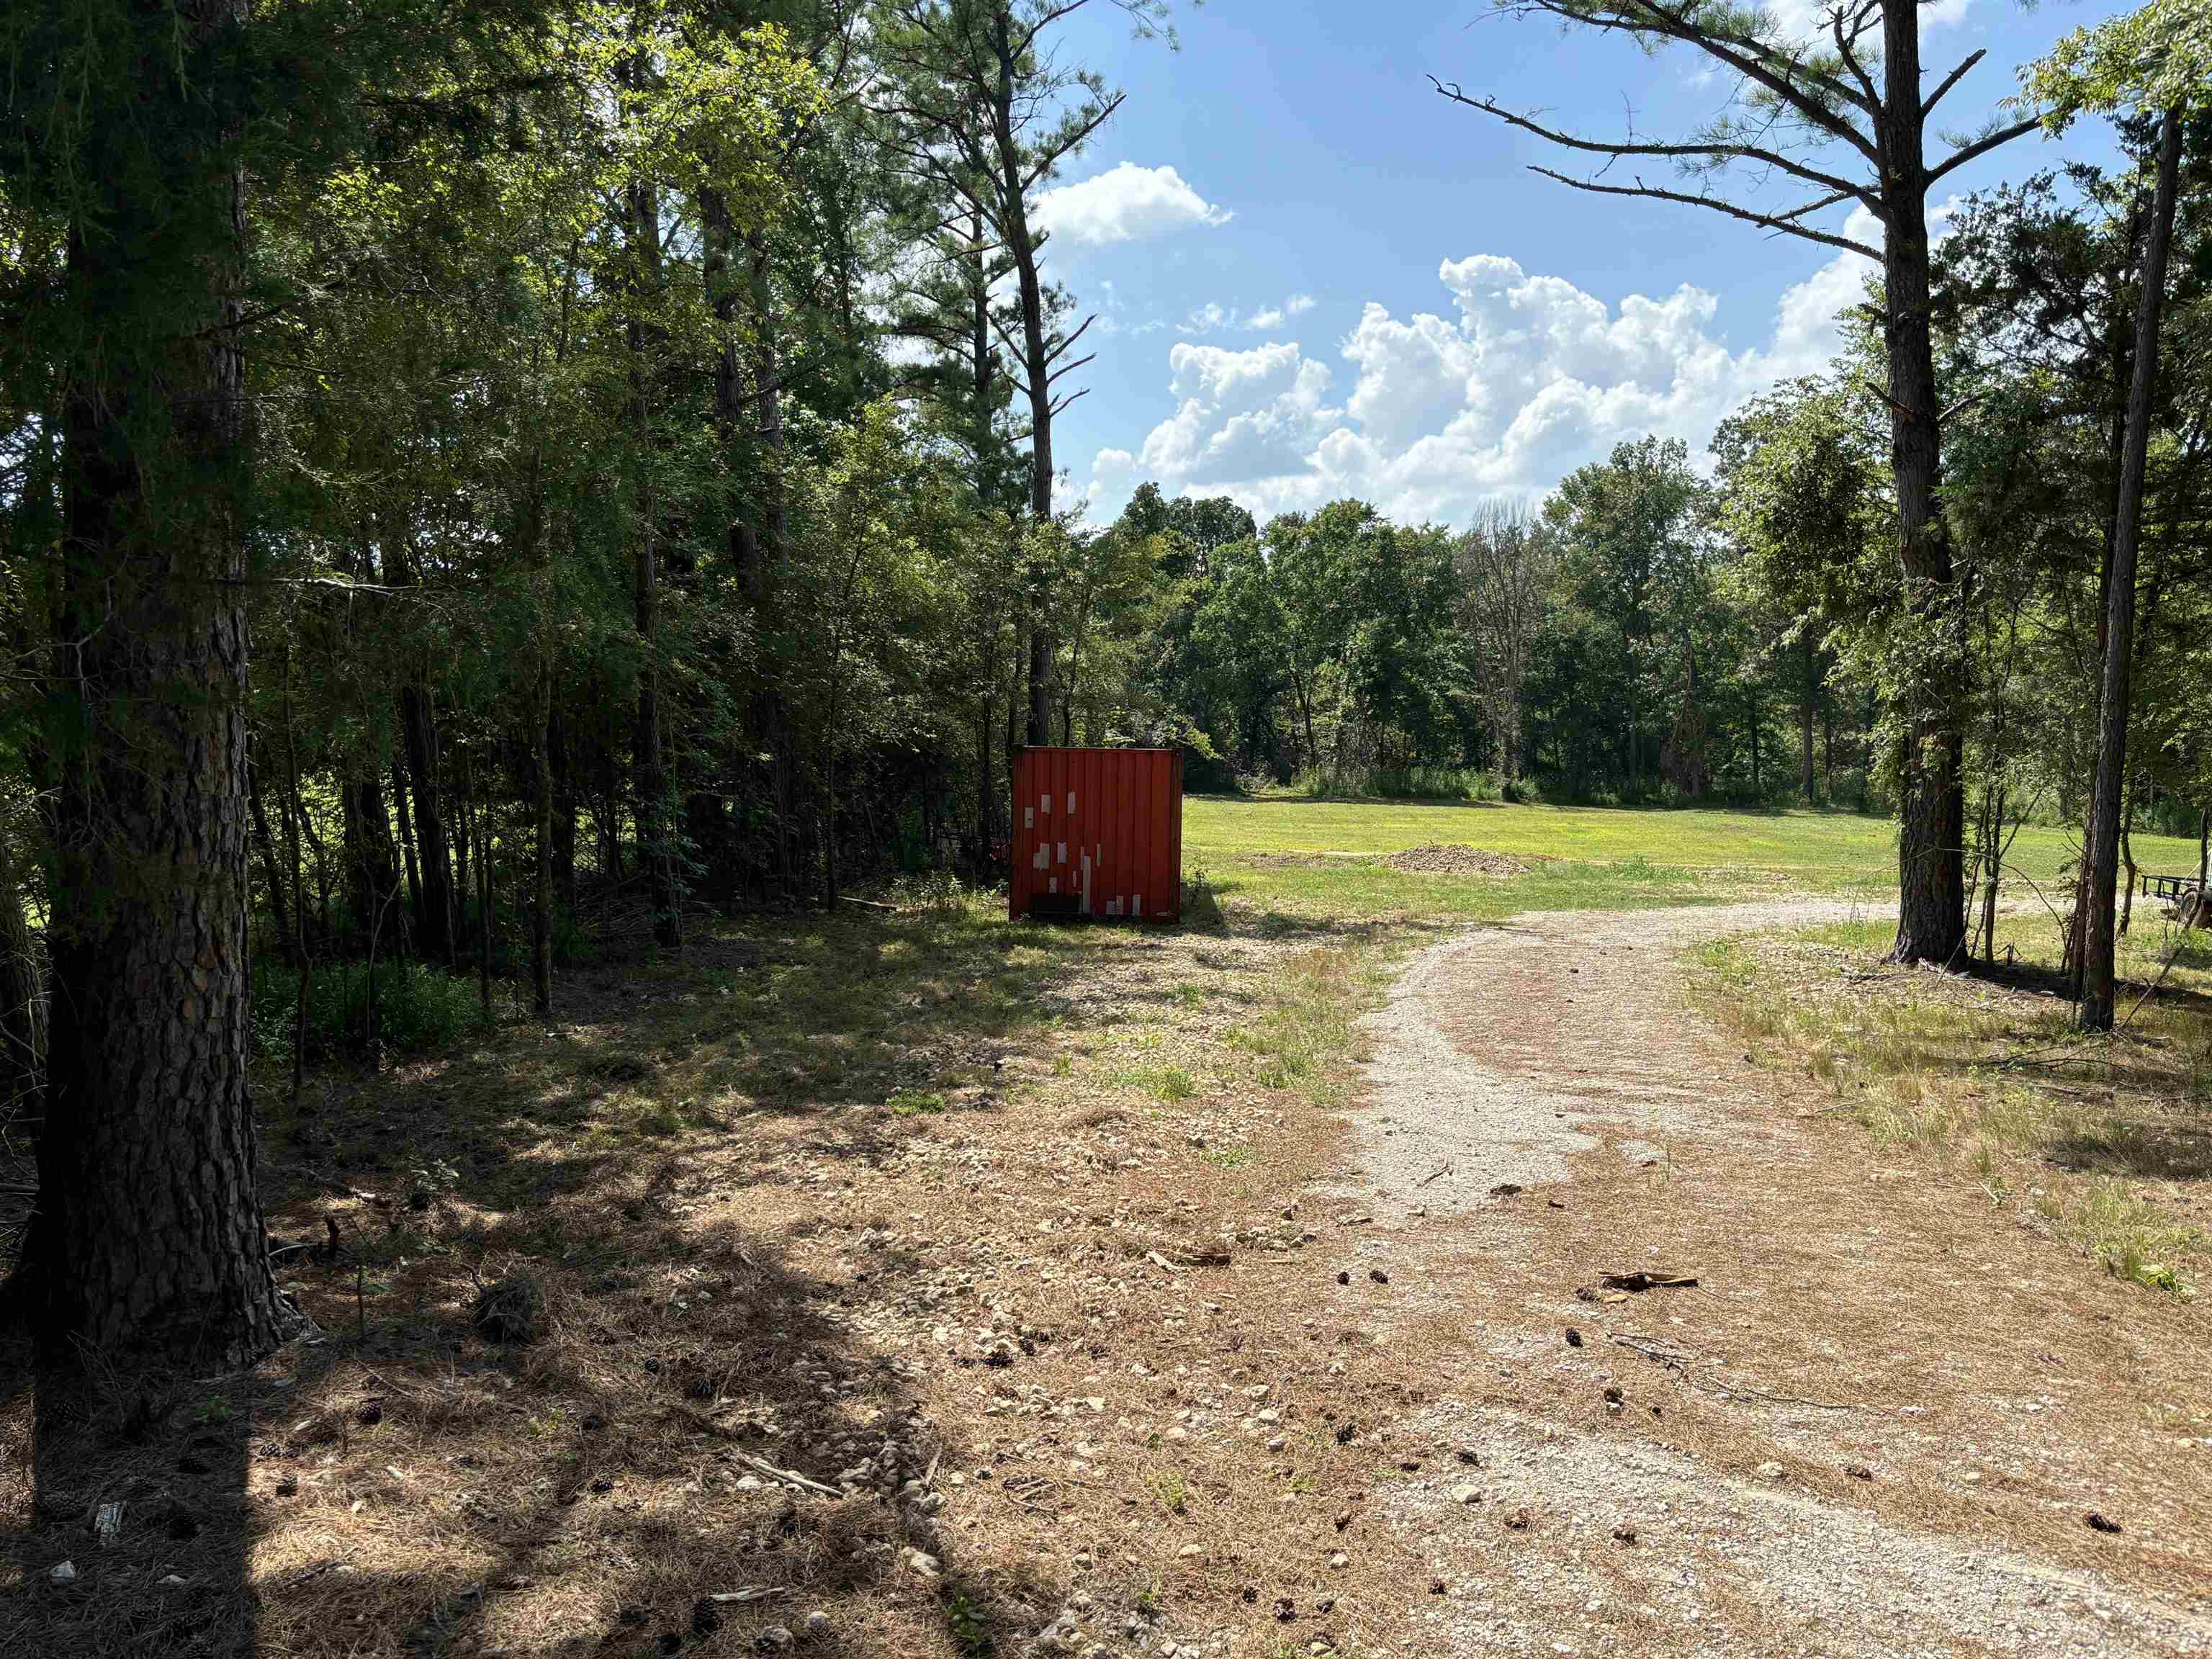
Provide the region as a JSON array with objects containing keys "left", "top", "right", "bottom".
[{"left": 0, "top": 0, "right": 2205, "bottom": 1364}]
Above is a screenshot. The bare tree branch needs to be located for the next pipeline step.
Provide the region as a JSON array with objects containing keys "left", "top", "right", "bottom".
[{"left": 1527, "top": 167, "right": 1881, "bottom": 258}]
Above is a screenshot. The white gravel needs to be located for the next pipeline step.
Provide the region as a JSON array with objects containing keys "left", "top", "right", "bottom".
[
  {"left": 1343, "top": 899, "right": 2212, "bottom": 1658},
  {"left": 1388, "top": 1397, "right": 2212, "bottom": 1657},
  {"left": 1344, "top": 901, "right": 1864, "bottom": 1215}
]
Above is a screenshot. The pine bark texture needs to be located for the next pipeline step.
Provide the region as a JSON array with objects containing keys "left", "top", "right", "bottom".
[{"left": 27, "top": 0, "right": 298, "bottom": 1359}]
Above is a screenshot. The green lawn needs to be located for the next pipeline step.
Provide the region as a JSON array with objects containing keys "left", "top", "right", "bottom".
[{"left": 1181, "top": 794, "right": 2203, "bottom": 922}]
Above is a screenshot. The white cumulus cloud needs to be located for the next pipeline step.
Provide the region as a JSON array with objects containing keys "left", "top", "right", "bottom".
[
  {"left": 1034, "top": 163, "right": 1233, "bottom": 248},
  {"left": 1086, "top": 240, "right": 1879, "bottom": 527}
]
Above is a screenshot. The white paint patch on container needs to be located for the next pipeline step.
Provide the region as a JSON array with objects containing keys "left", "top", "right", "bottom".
[
  {"left": 1066, "top": 792, "right": 1076, "bottom": 814},
  {"left": 1057, "top": 841, "right": 1066, "bottom": 864},
  {"left": 1133, "top": 893, "right": 1143, "bottom": 918},
  {"left": 1048, "top": 877, "right": 1057, "bottom": 894},
  {"left": 1080, "top": 851, "right": 1092, "bottom": 914},
  {"left": 1033, "top": 845, "right": 1048, "bottom": 870},
  {"left": 1040, "top": 793, "right": 1051, "bottom": 816},
  {"left": 1025, "top": 807, "right": 1033, "bottom": 829}
]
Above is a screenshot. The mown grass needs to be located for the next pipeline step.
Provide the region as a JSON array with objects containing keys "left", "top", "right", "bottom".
[
  {"left": 1184, "top": 793, "right": 2203, "bottom": 922},
  {"left": 1689, "top": 911, "right": 2211, "bottom": 1297}
]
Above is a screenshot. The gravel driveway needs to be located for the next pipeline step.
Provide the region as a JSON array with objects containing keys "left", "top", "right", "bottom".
[{"left": 1339, "top": 902, "right": 2212, "bottom": 1658}]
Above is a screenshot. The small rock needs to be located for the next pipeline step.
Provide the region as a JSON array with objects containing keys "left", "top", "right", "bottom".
[
  {"left": 1327, "top": 1552, "right": 1347, "bottom": 1569},
  {"left": 49, "top": 1560, "right": 76, "bottom": 1583},
  {"left": 1846, "top": 1463, "right": 1874, "bottom": 1481},
  {"left": 1503, "top": 1507, "right": 1530, "bottom": 1532},
  {"left": 1757, "top": 1462, "right": 1786, "bottom": 1483},
  {"left": 902, "top": 1546, "right": 942, "bottom": 1579},
  {"left": 1332, "top": 1509, "right": 1352, "bottom": 1532},
  {"left": 1564, "top": 1328, "right": 1583, "bottom": 1349},
  {"left": 1177, "top": 1543, "right": 1203, "bottom": 1560},
  {"left": 804, "top": 1610, "right": 829, "bottom": 1636},
  {"left": 1452, "top": 1484, "right": 1481, "bottom": 1505}
]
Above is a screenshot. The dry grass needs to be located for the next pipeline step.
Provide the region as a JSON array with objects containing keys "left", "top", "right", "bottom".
[{"left": 1686, "top": 908, "right": 2212, "bottom": 1299}]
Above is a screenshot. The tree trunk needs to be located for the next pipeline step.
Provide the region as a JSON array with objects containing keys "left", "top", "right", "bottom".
[
  {"left": 976, "top": 693, "right": 994, "bottom": 850},
  {"left": 395, "top": 685, "right": 454, "bottom": 963},
  {"left": 250, "top": 759, "right": 297, "bottom": 968},
  {"left": 532, "top": 662, "right": 554, "bottom": 1016},
  {"left": 466, "top": 750, "right": 493, "bottom": 1022},
  {"left": 392, "top": 755, "right": 423, "bottom": 935},
  {"left": 989, "top": 12, "right": 1058, "bottom": 746},
  {"left": 2080, "top": 107, "right": 2182, "bottom": 1031},
  {"left": 23, "top": 6, "right": 300, "bottom": 1358},
  {"left": 345, "top": 769, "right": 404, "bottom": 959},
  {"left": 1979, "top": 783, "right": 2005, "bottom": 965},
  {"left": 628, "top": 166, "right": 681, "bottom": 951},
  {"left": 1881, "top": 0, "right": 1966, "bottom": 966},
  {"left": 2120, "top": 786, "right": 2138, "bottom": 939},
  {"left": 1799, "top": 632, "right": 1817, "bottom": 802},
  {"left": 549, "top": 700, "right": 577, "bottom": 909},
  {"left": 0, "top": 820, "right": 45, "bottom": 1118}
]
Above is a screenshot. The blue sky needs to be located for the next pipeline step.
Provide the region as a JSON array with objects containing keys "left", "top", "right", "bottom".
[{"left": 1028, "top": 0, "right": 2133, "bottom": 530}]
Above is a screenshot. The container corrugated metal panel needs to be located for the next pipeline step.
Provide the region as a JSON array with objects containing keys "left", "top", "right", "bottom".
[{"left": 1009, "top": 747, "right": 1182, "bottom": 922}]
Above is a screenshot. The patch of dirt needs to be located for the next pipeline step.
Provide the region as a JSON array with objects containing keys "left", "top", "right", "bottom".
[
  {"left": 1387, "top": 843, "right": 1552, "bottom": 877},
  {"left": 1340, "top": 903, "right": 2212, "bottom": 1655}
]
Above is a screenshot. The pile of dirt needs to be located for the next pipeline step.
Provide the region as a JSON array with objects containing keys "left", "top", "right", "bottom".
[{"left": 1387, "top": 843, "right": 1545, "bottom": 878}]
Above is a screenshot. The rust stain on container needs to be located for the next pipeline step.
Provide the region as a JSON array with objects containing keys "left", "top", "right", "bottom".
[{"left": 1010, "top": 747, "right": 1182, "bottom": 922}]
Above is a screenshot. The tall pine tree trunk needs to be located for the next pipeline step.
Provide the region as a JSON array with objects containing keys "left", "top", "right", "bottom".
[
  {"left": 2080, "top": 108, "right": 2182, "bottom": 1031},
  {"left": 990, "top": 11, "right": 1058, "bottom": 745},
  {"left": 23, "top": 0, "right": 297, "bottom": 1358},
  {"left": 1881, "top": 0, "right": 1966, "bottom": 965}
]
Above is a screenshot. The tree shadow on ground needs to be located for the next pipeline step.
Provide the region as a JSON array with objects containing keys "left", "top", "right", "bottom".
[{"left": 4, "top": 895, "right": 1278, "bottom": 1658}]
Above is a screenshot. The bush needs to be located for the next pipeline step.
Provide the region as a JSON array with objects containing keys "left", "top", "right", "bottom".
[
  {"left": 252, "top": 956, "right": 483, "bottom": 1062},
  {"left": 1292, "top": 763, "right": 1502, "bottom": 801}
]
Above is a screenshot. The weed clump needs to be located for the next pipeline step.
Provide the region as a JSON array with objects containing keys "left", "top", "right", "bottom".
[{"left": 472, "top": 1272, "right": 544, "bottom": 1344}]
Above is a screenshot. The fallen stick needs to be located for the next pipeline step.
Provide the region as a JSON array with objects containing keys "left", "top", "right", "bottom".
[
  {"left": 732, "top": 1452, "right": 841, "bottom": 1498},
  {"left": 1416, "top": 1162, "right": 1453, "bottom": 1189}
]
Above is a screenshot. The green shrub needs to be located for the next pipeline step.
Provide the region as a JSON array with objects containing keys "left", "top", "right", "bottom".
[{"left": 252, "top": 956, "right": 483, "bottom": 1062}]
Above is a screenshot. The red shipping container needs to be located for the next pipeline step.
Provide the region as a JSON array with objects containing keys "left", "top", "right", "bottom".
[{"left": 1009, "top": 747, "right": 1183, "bottom": 922}]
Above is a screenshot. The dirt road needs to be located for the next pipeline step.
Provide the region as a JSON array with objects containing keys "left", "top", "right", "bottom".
[{"left": 1335, "top": 902, "right": 2212, "bottom": 1657}]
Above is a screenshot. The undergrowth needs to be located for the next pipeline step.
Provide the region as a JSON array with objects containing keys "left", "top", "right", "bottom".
[{"left": 251, "top": 956, "right": 493, "bottom": 1062}]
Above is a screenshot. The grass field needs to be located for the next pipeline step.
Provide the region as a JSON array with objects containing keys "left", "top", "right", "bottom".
[{"left": 1183, "top": 794, "right": 2204, "bottom": 920}]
